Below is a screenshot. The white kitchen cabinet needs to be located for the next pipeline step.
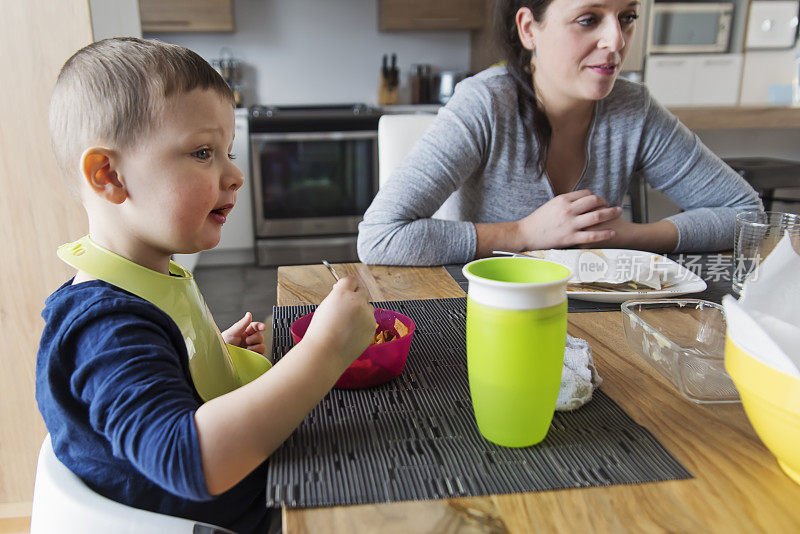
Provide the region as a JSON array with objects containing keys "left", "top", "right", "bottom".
[
  {"left": 643, "top": 56, "right": 694, "bottom": 105},
  {"left": 692, "top": 55, "right": 744, "bottom": 105},
  {"left": 740, "top": 48, "right": 796, "bottom": 104},
  {"left": 746, "top": 1, "right": 799, "bottom": 49},
  {"left": 645, "top": 54, "right": 743, "bottom": 106}
]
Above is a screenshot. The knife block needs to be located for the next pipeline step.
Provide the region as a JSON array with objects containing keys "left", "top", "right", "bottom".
[{"left": 378, "top": 73, "right": 398, "bottom": 105}]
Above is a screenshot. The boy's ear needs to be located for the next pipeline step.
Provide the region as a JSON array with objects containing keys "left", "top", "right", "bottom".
[{"left": 80, "top": 147, "right": 127, "bottom": 204}]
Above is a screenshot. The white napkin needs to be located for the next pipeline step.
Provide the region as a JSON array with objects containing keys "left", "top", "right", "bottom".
[
  {"left": 521, "top": 249, "right": 664, "bottom": 289},
  {"left": 722, "top": 233, "right": 800, "bottom": 377},
  {"left": 557, "top": 334, "right": 603, "bottom": 411}
]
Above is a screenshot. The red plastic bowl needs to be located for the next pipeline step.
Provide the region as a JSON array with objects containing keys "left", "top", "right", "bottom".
[{"left": 290, "top": 308, "right": 415, "bottom": 389}]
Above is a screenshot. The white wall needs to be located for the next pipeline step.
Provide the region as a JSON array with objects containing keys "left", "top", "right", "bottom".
[
  {"left": 89, "top": 0, "right": 142, "bottom": 41},
  {"left": 145, "top": 0, "right": 472, "bottom": 106}
]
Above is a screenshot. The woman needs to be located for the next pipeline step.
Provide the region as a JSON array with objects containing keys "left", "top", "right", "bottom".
[{"left": 357, "top": 0, "right": 761, "bottom": 266}]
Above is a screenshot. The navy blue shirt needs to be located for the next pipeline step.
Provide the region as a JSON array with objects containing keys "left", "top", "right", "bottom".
[{"left": 36, "top": 280, "right": 270, "bottom": 533}]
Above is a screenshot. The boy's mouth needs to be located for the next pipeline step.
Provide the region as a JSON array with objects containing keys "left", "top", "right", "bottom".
[{"left": 210, "top": 203, "right": 234, "bottom": 224}]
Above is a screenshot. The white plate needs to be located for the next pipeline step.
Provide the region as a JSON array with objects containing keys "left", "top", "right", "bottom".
[{"left": 518, "top": 249, "right": 707, "bottom": 303}]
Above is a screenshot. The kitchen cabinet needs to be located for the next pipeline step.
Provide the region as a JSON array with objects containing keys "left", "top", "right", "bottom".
[
  {"left": 746, "top": 1, "right": 800, "bottom": 49},
  {"left": 378, "top": 0, "right": 484, "bottom": 31},
  {"left": 645, "top": 56, "right": 695, "bottom": 105},
  {"left": 139, "top": 0, "right": 234, "bottom": 33},
  {"left": 645, "top": 54, "right": 743, "bottom": 106},
  {"left": 739, "top": 0, "right": 799, "bottom": 104},
  {"left": 740, "top": 48, "right": 796, "bottom": 104}
]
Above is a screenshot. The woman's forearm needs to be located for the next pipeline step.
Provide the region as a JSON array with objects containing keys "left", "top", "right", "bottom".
[
  {"left": 359, "top": 217, "right": 479, "bottom": 266},
  {"left": 475, "top": 218, "right": 679, "bottom": 256},
  {"left": 625, "top": 220, "right": 679, "bottom": 252},
  {"left": 474, "top": 221, "right": 524, "bottom": 258},
  {"left": 601, "top": 219, "right": 680, "bottom": 252}
]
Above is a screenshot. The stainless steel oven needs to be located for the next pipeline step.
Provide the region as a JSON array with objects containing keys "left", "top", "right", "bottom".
[{"left": 249, "top": 104, "right": 380, "bottom": 266}]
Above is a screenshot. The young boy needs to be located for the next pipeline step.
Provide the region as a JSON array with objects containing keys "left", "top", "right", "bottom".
[{"left": 36, "top": 37, "right": 376, "bottom": 533}]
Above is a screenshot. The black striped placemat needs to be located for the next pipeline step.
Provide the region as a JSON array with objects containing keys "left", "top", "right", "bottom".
[{"left": 266, "top": 297, "right": 691, "bottom": 508}]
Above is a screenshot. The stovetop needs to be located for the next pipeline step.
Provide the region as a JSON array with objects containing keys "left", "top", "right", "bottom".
[
  {"left": 248, "top": 103, "right": 382, "bottom": 133},
  {"left": 249, "top": 103, "right": 380, "bottom": 119}
]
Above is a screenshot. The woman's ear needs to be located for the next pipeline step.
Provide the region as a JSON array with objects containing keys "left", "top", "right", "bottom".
[
  {"left": 80, "top": 147, "right": 127, "bottom": 204},
  {"left": 515, "top": 7, "right": 536, "bottom": 51}
]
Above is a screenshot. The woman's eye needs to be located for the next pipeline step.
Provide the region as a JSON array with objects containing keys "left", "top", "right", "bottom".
[
  {"left": 228, "top": 153, "right": 236, "bottom": 160},
  {"left": 577, "top": 15, "right": 596, "bottom": 26},
  {"left": 192, "top": 148, "right": 211, "bottom": 160},
  {"left": 621, "top": 12, "right": 639, "bottom": 25}
]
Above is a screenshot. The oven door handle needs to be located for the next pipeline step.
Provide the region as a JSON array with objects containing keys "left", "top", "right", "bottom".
[{"left": 250, "top": 131, "right": 378, "bottom": 142}]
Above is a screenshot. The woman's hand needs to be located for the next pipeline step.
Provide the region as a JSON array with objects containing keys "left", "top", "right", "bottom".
[
  {"left": 515, "top": 190, "right": 622, "bottom": 250},
  {"left": 222, "top": 312, "right": 268, "bottom": 355}
]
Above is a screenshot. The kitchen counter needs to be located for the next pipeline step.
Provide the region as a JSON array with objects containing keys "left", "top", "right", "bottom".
[
  {"left": 379, "top": 104, "right": 441, "bottom": 114},
  {"left": 669, "top": 105, "right": 800, "bottom": 130},
  {"left": 380, "top": 103, "right": 800, "bottom": 130}
]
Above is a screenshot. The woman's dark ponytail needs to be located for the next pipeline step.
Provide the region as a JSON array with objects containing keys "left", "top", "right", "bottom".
[{"left": 493, "top": 0, "right": 553, "bottom": 174}]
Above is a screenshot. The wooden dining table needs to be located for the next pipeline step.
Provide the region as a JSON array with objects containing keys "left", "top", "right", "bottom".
[{"left": 275, "top": 262, "right": 800, "bottom": 533}]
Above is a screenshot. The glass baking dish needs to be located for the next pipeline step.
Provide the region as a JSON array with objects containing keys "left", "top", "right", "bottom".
[{"left": 621, "top": 299, "right": 739, "bottom": 404}]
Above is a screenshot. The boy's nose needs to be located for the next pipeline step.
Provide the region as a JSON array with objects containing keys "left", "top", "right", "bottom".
[{"left": 223, "top": 162, "right": 244, "bottom": 191}]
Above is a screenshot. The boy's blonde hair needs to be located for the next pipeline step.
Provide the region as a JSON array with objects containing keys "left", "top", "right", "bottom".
[{"left": 49, "top": 37, "right": 234, "bottom": 194}]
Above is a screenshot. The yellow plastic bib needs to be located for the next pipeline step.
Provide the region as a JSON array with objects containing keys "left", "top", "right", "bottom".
[{"left": 57, "top": 236, "right": 271, "bottom": 402}]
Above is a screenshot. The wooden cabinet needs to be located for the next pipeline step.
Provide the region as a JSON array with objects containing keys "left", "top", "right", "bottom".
[
  {"left": 139, "top": 0, "right": 234, "bottom": 33},
  {"left": 1, "top": 1, "right": 91, "bottom": 528},
  {"left": 379, "top": 0, "right": 485, "bottom": 31}
]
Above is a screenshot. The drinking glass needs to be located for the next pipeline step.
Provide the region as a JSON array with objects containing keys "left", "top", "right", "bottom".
[
  {"left": 462, "top": 257, "right": 571, "bottom": 447},
  {"left": 733, "top": 211, "right": 800, "bottom": 296}
]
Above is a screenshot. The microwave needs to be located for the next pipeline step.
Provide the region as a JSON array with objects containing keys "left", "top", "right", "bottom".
[{"left": 648, "top": 2, "right": 733, "bottom": 54}]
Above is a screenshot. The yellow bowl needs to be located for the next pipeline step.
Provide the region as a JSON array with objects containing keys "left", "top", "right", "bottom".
[{"left": 725, "top": 335, "right": 800, "bottom": 484}]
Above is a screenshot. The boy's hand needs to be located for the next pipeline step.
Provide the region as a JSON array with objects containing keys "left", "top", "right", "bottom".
[
  {"left": 301, "top": 276, "right": 375, "bottom": 370},
  {"left": 222, "top": 312, "right": 268, "bottom": 355}
]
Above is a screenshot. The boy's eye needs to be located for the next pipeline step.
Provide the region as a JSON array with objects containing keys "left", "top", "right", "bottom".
[{"left": 192, "top": 148, "right": 211, "bottom": 160}]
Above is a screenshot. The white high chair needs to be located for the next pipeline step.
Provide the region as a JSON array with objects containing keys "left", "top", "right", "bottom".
[
  {"left": 30, "top": 434, "right": 236, "bottom": 534},
  {"left": 377, "top": 113, "right": 436, "bottom": 188}
]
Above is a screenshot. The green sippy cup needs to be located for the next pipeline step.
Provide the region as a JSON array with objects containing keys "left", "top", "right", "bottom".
[{"left": 462, "top": 257, "right": 571, "bottom": 447}]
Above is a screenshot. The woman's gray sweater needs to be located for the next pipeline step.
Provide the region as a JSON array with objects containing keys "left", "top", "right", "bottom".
[{"left": 358, "top": 66, "right": 761, "bottom": 266}]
